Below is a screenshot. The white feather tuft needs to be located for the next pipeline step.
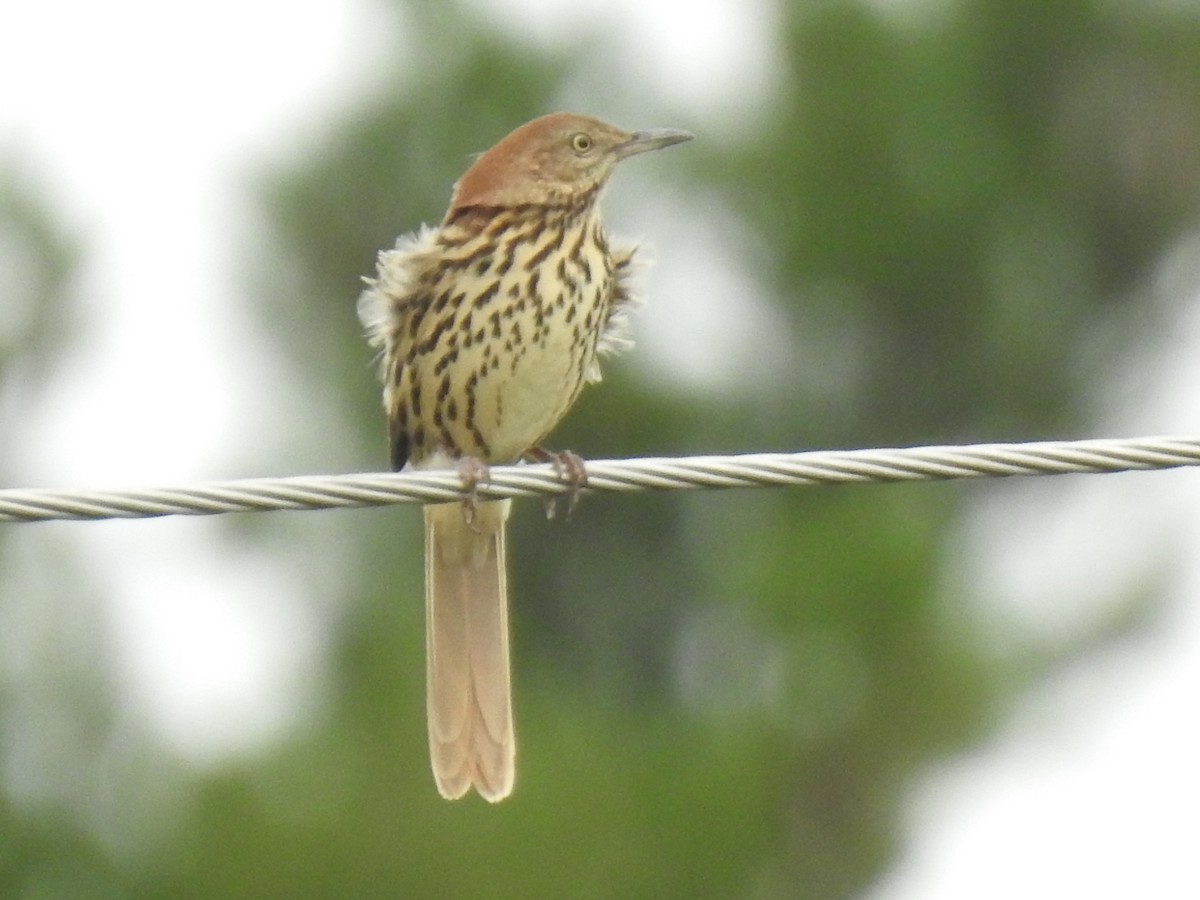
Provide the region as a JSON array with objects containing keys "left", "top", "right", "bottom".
[
  {"left": 593, "top": 241, "right": 648, "bottom": 372},
  {"left": 356, "top": 225, "right": 442, "bottom": 347}
]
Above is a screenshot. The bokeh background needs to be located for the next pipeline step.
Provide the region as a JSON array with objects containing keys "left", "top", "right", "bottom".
[{"left": 4, "top": 0, "right": 1200, "bottom": 896}]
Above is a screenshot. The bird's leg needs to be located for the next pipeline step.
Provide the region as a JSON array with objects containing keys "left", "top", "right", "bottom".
[
  {"left": 456, "top": 456, "right": 491, "bottom": 533},
  {"left": 523, "top": 447, "right": 588, "bottom": 519}
]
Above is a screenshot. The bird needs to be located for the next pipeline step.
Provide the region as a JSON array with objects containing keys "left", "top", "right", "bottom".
[{"left": 357, "top": 112, "right": 692, "bottom": 801}]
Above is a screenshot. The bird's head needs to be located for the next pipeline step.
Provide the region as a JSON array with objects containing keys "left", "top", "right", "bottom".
[{"left": 446, "top": 112, "right": 692, "bottom": 215}]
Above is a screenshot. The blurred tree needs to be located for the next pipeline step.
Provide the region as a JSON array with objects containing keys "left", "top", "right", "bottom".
[
  {"left": 193, "top": 0, "right": 1200, "bottom": 897},
  {"left": 0, "top": 162, "right": 77, "bottom": 424},
  {"left": 0, "top": 165, "right": 125, "bottom": 896},
  {"left": 6, "top": 0, "right": 1200, "bottom": 897}
]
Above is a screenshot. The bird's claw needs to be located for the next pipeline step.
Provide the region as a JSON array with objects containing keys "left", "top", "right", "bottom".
[
  {"left": 523, "top": 447, "right": 588, "bottom": 519},
  {"left": 456, "top": 457, "right": 491, "bottom": 532}
]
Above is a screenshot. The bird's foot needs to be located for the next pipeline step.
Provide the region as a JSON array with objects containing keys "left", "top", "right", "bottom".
[
  {"left": 523, "top": 447, "right": 588, "bottom": 519},
  {"left": 456, "top": 456, "right": 491, "bottom": 533}
]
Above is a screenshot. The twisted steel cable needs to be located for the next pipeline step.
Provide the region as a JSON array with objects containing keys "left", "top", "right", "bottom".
[{"left": 2, "top": 436, "right": 1198, "bottom": 524}]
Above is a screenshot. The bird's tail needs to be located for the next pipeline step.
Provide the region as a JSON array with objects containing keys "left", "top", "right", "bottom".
[{"left": 423, "top": 499, "right": 515, "bottom": 801}]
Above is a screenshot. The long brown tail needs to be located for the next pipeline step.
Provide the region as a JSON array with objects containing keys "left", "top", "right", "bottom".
[{"left": 423, "top": 499, "right": 514, "bottom": 801}]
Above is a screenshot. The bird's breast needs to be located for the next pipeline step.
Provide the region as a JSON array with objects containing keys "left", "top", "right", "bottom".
[{"left": 402, "top": 208, "right": 615, "bottom": 464}]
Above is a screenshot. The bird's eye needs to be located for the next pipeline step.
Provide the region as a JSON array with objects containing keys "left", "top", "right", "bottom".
[{"left": 570, "top": 132, "right": 594, "bottom": 154}]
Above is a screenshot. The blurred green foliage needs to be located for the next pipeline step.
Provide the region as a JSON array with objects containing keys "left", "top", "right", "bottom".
[
  {"left": 5, "top": 0, "right": 1200, "bottom": 897},
  {"left": 0, "top": 164, "right": 77, "bottom": 408}
]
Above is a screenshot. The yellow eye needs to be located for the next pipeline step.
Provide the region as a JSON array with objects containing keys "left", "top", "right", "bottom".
[{"left": 570, "top": 132, "right": 594, "bottom": 154}]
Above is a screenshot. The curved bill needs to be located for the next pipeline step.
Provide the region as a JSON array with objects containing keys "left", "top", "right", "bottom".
[{"left": 616, "top": 127, "right": 695, "bottom": 159}]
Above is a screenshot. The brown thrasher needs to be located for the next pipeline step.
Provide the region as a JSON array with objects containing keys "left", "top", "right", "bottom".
[{"left": 358, "top": 112, "right": 692, "bottom": 801}]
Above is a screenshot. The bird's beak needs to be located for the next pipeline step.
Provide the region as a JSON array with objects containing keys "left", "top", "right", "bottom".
[{"left": 615, "top": 127, "right": 694, "bottom": 159}]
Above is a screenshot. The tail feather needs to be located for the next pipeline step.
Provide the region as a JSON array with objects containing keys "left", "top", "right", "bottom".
[{"left": 424, "top": 499, "right": 514, "bottom": 801}]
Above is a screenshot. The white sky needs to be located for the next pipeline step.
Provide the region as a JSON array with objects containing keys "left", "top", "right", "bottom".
[{"left": 2, "top": 1, "right": 1199, "bottom": 897}]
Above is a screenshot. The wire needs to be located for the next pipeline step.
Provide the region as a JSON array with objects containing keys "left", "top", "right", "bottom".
[{"left": 2, "top": 435, "right": 1198, "bottom": 524}]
